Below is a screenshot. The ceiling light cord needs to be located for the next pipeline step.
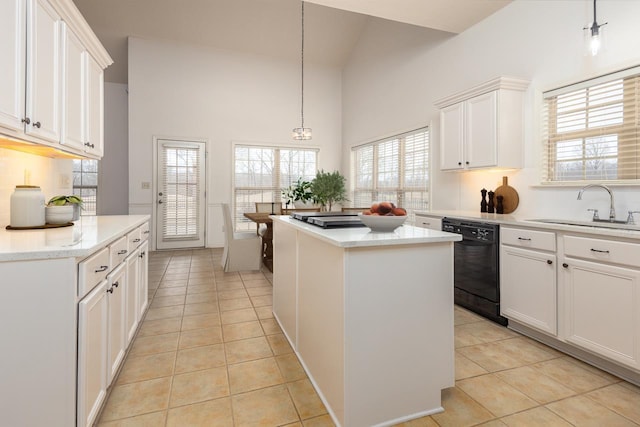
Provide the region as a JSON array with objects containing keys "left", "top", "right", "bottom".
[{"left": 301, "top": 0, "right": 305, "bottom": 130}]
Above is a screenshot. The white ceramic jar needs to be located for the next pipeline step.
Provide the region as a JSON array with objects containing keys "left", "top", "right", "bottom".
[{"left": 10, "top": 185, "right": 46, "bottom": 227}]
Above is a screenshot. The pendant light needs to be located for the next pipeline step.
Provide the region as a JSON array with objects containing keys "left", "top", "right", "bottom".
[
  {"left": 584, "top": 0, "right": 607, "bottom": 56},
  {"left": 293, "top": 1, "right": 312, "bottom": 140}
]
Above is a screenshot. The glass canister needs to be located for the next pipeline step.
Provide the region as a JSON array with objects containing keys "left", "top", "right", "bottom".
[{"left": 10, "top": 185, "right": 46, "bottom": 227}]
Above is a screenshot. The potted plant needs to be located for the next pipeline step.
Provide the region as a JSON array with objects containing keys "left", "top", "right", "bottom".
[
  {"left": 48, "top": 195, "right": 84, "bottom": 221},
  {"left": 282, "top": 177, "right": 316, "bottom": 208},
  {"left": 311, "top": 170, "right": 348, "bottom": 211}
]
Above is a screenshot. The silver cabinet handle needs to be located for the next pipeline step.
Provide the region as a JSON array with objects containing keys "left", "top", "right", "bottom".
[
  {"left": 84, "top": 142, "right": 95, "bottom": 148},
  {"left": 117, "top": 249, "right": 128, "bottom": 255},
  {"left": 94, "top": 265, "right": 108, "bottom": 273},
  {"left": 143, "top": 230, "right": 150, "bottom": 234},
  {"left": 133, "top": 238, "right": 141, "bottom": 243}
]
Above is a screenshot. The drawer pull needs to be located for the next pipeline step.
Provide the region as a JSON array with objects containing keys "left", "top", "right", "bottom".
[
  {"left": 113, "top": 281, "right": 119, "bottom": 288},
  {"left": 106, "top": 286, "right": 114, "bottom": 294},
  {"left": 143, "top": 230, "right": 150, "bottom": 234},
  {"left": 117, "top": 249, "right": 128, "bottom": 255},
  {"left": 94, "top": 265, "right": 109, "bottom": 273},
  {"left": 562, "top": 263, "right": 569, "bottom": 268},
  {"left": 590, "top": 248, "right": 610, "bottom": 254},
  {"left": 517, "top": 237, "right": 532, "bottom": 241},
  {"left": 547, "top": 260, "right": 553, "bottom": 265},
  {"left": 133, "top": 238, "right": 141, "bottom": 243}
]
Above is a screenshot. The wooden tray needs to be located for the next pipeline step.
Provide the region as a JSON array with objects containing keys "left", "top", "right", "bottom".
[
  {"left": 6, "top": 222, "right": 74, "bottom": 230},
  {"left": 493, "top": 176, "right": 519, "bottom": 214}
]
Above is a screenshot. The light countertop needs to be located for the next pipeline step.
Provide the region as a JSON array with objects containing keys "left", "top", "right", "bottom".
[
  {"left": 272, "top": 215, "right": 461, "bottom": 248},
  {"left": 415, "top": 210, "right": 640, "bottom": 240},
  {"left": 0, "top": 215, "right": 150, "bottom": 262}
]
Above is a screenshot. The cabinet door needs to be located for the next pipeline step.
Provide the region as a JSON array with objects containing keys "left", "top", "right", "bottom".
[
  {"left": 501, "top": 245, "right": 557, "bottom": 335},
  {"left": 562, "top": 258, "right": 640, "bottom": 369},
  {"left": 465, "top": 91, "right": 497, "bottom": 169},
  {"left": 0, "top": 0, "right": 26, "bottom": 132},
  {"left": 77, "top": 279, "right": 108, "bottom": 427},
  {"left": 440, "top": 102, "right": 465, "bottom": 170},
  {"left": 85, "top": 54, "right": 103, "bottom": 156},
  {"left": 25, "top": 0, "right": 61, "bottom": 143},
  {"left": 106, "top": 264, "right": 126, "bottom": 384},
  {"left": 138, "top": 240, "right": 149, "bottom": 317},
  {"left": 125, "top": 248, "right": 140, "bottom": 345},
  {"left": 62, "top": 24, "right": 85, "bottom": 151}
]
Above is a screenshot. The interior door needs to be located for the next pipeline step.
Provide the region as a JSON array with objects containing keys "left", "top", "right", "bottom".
[{"left": 156, "top": 139, "right": 206, "bottom": 250}]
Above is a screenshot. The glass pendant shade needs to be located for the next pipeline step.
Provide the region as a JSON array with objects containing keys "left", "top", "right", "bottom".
[
  {"left": 584, "top": 0, "right": 607, "bottom": 56},
  {"left": 293, "top": 1, "right": 311, "bottom": 140},
  {"left": 292, "top": 127, "right": 312, "bottom": 140}
]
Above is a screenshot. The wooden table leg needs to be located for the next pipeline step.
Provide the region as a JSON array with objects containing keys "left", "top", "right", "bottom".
[{"left": 262, "top": 223, "right": 274, "bottom": 272}]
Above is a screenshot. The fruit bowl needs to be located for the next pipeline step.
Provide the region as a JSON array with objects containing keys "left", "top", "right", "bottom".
[{"left": 358, "top": 213, "right": 407, "bottom": 232}]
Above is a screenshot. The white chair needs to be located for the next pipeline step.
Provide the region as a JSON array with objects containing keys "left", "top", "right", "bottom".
[{"left": 221, "top": 203, "right": 262, "bottom": 272}]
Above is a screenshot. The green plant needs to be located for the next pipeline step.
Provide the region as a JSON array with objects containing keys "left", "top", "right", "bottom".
[
  {"left": 311, "top": 170, "right": 348, "bottom": 211},
  {"left": 281, "top": 178, "right": 315, "bottom": 206},
  {"left": 47, "top": 195, "right": 83, "bottom": 207}
]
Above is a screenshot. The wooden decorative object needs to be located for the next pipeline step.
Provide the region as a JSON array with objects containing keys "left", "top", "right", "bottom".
[{"left": 493, "top": 176, "right": 519, "bottom": 214}]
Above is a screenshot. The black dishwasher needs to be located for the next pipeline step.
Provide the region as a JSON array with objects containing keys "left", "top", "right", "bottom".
[{"left": 442, "top": 218, "right": 507, "bottom": 326}]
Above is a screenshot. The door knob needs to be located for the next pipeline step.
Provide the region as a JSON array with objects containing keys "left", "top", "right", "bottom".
[{"left": 21, "top": 117, "right": 30, "bottom": 124}]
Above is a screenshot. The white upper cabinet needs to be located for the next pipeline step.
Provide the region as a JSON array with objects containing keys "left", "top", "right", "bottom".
[
  {"left": 85, "top": 54, "right": 104, "bottom": 157},
  {"left": 0, "top": 0, "right": 26, "bottom": 133},
  {"left": 62, "top": 23, "right": 85, "bottom": 150},
  {"left": 436, "top": 77, "right": 529, "bottom": 171}
]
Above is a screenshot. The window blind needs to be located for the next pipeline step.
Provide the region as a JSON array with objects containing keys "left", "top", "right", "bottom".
[
  {"left": 542, "top": 67, "right": 640, "bottom": 182},
  {"left": 161, "top": 145, "right": 200, "bottom": 239},
  {"left": 351, "top": 127, "right": 429, "bottom": 220}
]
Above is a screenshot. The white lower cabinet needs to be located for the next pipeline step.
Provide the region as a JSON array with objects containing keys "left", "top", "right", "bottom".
[
  {"left": 77, "top": 279, "right": 108, "bottom": 427},
  {"left": 414, "top": 214, "right": 442, "bottom": 231},
  {"left": 561, "top": 257, "right": 640, "bottom": 369},
  {"left": 106, "top": 263, "right": 126, "bottom": 383},
  {"left": 125, "top": 247, "right": 140, "bottom": 345},
  {"left": 138, "top": 240, "right": 149, "bottom": 317}
]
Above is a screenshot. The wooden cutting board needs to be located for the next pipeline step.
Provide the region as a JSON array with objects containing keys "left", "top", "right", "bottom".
[{"left": 493, "top": 176, "right": 519, "bottom": 214}]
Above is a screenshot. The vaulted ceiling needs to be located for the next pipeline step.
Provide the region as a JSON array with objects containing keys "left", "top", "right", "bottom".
[{"left": 72, "top": 0, "right": 511, "bottom": 84}]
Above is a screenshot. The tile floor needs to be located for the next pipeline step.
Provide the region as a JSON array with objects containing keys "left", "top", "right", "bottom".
[{"left": 97, "top": 248, "right": 640, "bottom": 427}]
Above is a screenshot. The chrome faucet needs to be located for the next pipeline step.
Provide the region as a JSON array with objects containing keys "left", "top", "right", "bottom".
[{"left": 577, "top": 184, "right": 616, "bottom": 221}]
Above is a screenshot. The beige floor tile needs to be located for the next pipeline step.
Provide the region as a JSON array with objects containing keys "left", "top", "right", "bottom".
[
  {"left": 216, "top": 281, "right": 245, "bottom": 291},
  {"left": 587, "top": 383, "right": 640, "bottom": 423},
  {"left": 490, "top": 337, "right": 561, "bottom": 365},
  {"left": 129, "top": 332, "right": 180, "bottom": 357},
  {"left": 154, "top": 287, "right": 187, "bottom": 297},
  {"left": 178, "top": 326, "right": 223, "bottom": 349},
  {"left": 455, "top": 321, "right": 519, "bottom": 348},
  {"left": 243, "top": 278, "right": 272, "bottom": 288},
  {"left": 184, "top": 302, "right": 219, "bottom": 316},
  {"left": 216, "top": 273, "right": 242, "bottom": 282},
  {"left": 454, "top": 307, "right": 484, "bottom": 326},
  {"left": 247, "top": 286, "right": 273, "bottom": 297},
  {"left": 189, "top": 264, "right": 215, "bottom": 272},
  {"left": 495, "top": 366, "right": 576, "bottom": 404},
  {"left": 302, "top": 414, "right": 335, "bottom": 426},
  {"left": 393, "top": 415, "right": 439, "bottom": 426},
  {"left": 97, "top": 410, "right": 167, "bottom": 426},
  {"left": 283, "top": 423, "right": 303, "bottom": 427},
  {"left": 185, "top": 292, "right": 218, "bottom": 304},
  {"left": 175, "top": 343, "right": 226, "bottom": 374},
  {"left": 223, "top": 320, "right": 265, "bottom": 342},
  {"left": 241, "top": 271, "right": 267, "bottom": 280},
  {"left": 546, "top": 395, "right": 637, "bottom": 426},
  {"left": 159, "top": 279, "right": 188, "bottom": 288},
  {"left": 219, "top": 297, "right": 254, "bottom": 312},
  {"left": 231, "top": 384, "right": 300, "bottom": 427},
  {"left": 475, "top": 421, "right": 507, "bottom": 427},
  {"left": 501, "top": 406, "right": 574, "bottom": 426},
  {"left": 261, "top": 318, "right": 283, "bottom": 335},
  {"left": 287, "top": 379, "right": 328, "bottom": 420},
  {"left": 251, "top": 294, "right": 273, "bottom": 307},
  {"left": 189, "top": 271, "right": 215, "bottom": 279},
  {"left": 116, "top": 351, "right": 176, "bottom": 385},
  {"left": 181, "top": 313, "right": 221, "bottom": 331},
  {"left": 455, "top": 351, "right": 488, "bottom": 380},
  {"left": 620, "top": 381, "right": 640, "bottom": 394},
  {"left": 456, "top": 342, "right": 529, "bottom": 373},
  {"left": 137, "top": 317, "right": 182, "bottom": 337},
  {"left": 144, "top": 305, "right": 184, "bottom": 321},
  {"left": 188, "top": 277, "right": 216, "bottom": 286},
  {"left": 255, "top": 305, "right": 274, "bottom": 319},
  {"left": 166, "top": 397, "right": 233, "bottom": 427},
  {"left": 187, "top": 284, "right": 218, "bottom": 294},
  {"left": 229, "top": 357, "right": 285, "bottom": 394},
  {"left": 531, "top": 357, "right": 617, "bottom": 393},
  {"left": 218, "top": 289, "right": 250, "bottom": 300},
  {"left": 150, "top": 295, "right": 185, "bottom": 309},
  {"left": 162, "top": 273, "right": 189, "bottom": 282},
  {"left": 225, "top": 336, "right": 273, "bottom": 364},
  {"left": 169, "top": 367, "right": 230, "bottom": 407},
  {"left": 268, "top": 333, "right": 293, "bottom": 355},
  {"left": 276, "top": 353, "right": 307, "bottom": 382},
  {"left": 99, "top": 377, "right": 172, "bottom": 422},
  {"left": 457, "top": 374, "right": 537, "bottom": 417},
  {"left": 431, "top": 387, "right": 494, "bottom": 427},
  {"left": 221, "top": 308, "right": 258, "bottom": 325}
]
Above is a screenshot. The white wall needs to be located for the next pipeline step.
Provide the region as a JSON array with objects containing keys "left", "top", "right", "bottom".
[
  {"left": 128, "top": 37, "right": 343, "bottom": 249},
  {"left": 98, "top": 83, "right": 129, "bottom": 215},
  {"left": 342, "top": 0, "right": 640, "bottom": 220}
]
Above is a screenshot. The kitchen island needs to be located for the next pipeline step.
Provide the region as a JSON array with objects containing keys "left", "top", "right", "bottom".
[{"left": 272, "top": 216, "right": 461, "bottom": 427}]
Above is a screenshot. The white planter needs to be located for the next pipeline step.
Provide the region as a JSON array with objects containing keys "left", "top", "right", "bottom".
[
  {"left": 46, "top": 205, "right": 74, "bottom": 224},
  {"left": 293, "top": 200, "right": 317, "bottom": 209}
]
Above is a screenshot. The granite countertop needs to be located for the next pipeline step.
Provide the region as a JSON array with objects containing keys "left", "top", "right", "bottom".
[
  {"left": 0, "top": 215, "right": 150, "bottom": 262},
  {"left": 272, "top": 215, "right": 461, "bottom": 248},
  {"left": 415, "top": 210, "right": 640, "bottom": 240}
]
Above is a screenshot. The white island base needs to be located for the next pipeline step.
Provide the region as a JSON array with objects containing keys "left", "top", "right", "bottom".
[{"left": 272, "top": 217, "right": 459, "bottom": 427}]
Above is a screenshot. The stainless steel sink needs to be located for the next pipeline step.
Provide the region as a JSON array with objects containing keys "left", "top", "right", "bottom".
[{"left": 525, "top": 219, "right": 640, "bottom": 231}]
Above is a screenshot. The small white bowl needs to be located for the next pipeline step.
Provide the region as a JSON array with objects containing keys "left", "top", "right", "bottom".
[
  {"left": 46, "top": 205, "right": 74, "bottom": 224},
  {"left": 358, "top": 213, "right": 407, "bottom": 232}
]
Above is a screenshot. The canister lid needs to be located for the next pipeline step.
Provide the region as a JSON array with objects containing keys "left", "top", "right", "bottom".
[{"left": 15, "top": 185, "right": 40, "bottom": 189}]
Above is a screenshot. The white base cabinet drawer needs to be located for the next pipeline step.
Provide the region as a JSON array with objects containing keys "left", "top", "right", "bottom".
[
  {"left": 564, "top": 235, "right": 640, "bottom": 268},
  {"left": 78, "top": 247, "right": 109, "bottom": 297},
  {"left": 415, "top": 215, "right": 442, "bottom": 231},
  {"left": 502, "top": 227, "right": 556, "bottom": 252}
]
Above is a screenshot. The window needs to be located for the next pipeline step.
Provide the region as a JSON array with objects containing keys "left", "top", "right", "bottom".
[
  {"left": 72, "top": 159, "right": 98, "bottom": 215},
  {"left": 234, "top": 144, "right": 318, "bottom": 231},
  {"left": 543, "top": 66, "right": 640, "bottom": 182},
  {"left": 351, "top": 127, "right": 429, "bottom": 220}
]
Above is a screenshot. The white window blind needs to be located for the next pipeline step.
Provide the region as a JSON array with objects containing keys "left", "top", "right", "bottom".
[
  {"left": 543, "top": 66, "right": 640, "bottom": 182},
  {"left": 161, "top": 146, "right": 200, "bottom": 239},
  {"left": 351, "top": 127, "right": 429, "bottom": 221},
  {"left": 234, "top": 144, "right": 318, "bottom": 231}
]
